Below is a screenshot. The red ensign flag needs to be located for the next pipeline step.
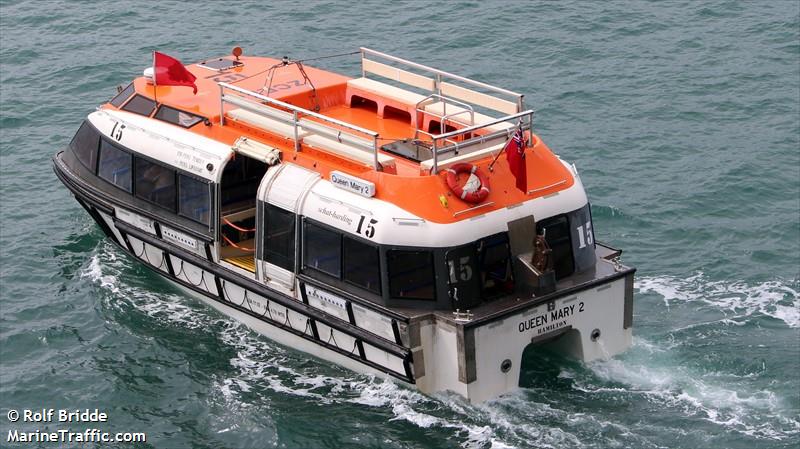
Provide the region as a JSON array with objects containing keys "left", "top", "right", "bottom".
[
  {"left": 153, "top": 51, "right": 198, "bottom": 94},
  {"left": 504, "top": 127, "right": 528, "bottom": 192}
]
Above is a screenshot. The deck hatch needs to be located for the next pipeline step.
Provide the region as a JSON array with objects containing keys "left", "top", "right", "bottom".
[{"left": 197, "top": 58, "right": 243, "bottom": 72}]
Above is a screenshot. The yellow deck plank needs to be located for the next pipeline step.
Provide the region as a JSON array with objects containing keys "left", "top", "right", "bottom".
[{"left": 223, "top": 255, "right": 256, "bottom": 273}]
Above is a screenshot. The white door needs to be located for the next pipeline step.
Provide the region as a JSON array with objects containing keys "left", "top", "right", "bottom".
[{"left": 256, "top": 163, "right": 320, "bottom": 297}]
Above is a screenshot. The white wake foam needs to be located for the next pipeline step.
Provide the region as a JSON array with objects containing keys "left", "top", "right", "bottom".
[
  {"left": 636, "top": 273, "right": 800, "bottom": 328},
  {"left": 574, "top": 340, "right": 800, "bottom": 442}
]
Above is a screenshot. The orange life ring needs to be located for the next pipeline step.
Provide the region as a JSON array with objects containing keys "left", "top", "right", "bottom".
[{"left": 445, "top": 163, "right": 490, "bottom": 204}]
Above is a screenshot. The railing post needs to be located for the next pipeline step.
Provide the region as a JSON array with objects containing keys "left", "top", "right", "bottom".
[
  {"left": 432, "top": 138, "right": 438, "bottom": 174},
  {"left": 373, "top": 136, "right": 380, "bottom": 171},
  {"left": 293, "top": 110, "right": 299, "bottom": 155},
  {"left": 219, "top": 84, "right": 225, "bottom": 126}
]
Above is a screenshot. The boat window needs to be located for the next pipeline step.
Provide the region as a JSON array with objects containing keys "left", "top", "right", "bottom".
[
  {"left": 445, "top": 244, "right": 480, "bottom": 308},
  {"left": 109, "top": 83, "right": 135, "bottom": 108},
  {"left": 220, "top": 156, "right": 268, "bottom": 208},
  {"left": 477, "top": 233, "right": 514, "bottom": 299},
  {"left": 69, "top": 121, "right": 100, "bottom": 171},
  {"left": 303, "top": 221, "right": 342, "bottom": 278},
  {"left": 154, "top": 105, "right": 204, "bottom": 128},
  {"left": 121, "top": 94, "right": 157, "bottom": 117},
  {"left": 178, "top": 174, "right": 210, "bottom": 225},
  {"left": 97, "top": 140, "right": 132, "bottom": 192},
  {"left": 135, "top": 157, "right": 176, "bottom": 210},
  {"left": 387, "top": 250, "right": 435, "bottom": 300},
  {"left": 343, "top": 236, "right": 381, "bottom": 294},
  {"left": 264, "top": 204, "right": 295, "bottom": 271},
  {"left": 537, "top": 215, "right": 574, "bottom": 279}
]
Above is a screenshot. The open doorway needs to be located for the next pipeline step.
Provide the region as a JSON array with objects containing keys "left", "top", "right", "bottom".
[{"left": 219, "top": 155, "right": 267, "bottom": 273}]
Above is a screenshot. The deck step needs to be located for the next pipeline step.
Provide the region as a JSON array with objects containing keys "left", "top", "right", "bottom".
[{"left": 224, "top": 255, "right": 256, "bottom": 273}]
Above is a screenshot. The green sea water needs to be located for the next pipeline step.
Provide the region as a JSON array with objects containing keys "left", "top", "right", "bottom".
[{"left": 1, "top": 1, "right": 798, "bottom": 448}]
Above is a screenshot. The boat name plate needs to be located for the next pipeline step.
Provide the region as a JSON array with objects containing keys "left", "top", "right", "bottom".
[{"left": 330, "top": 171, "right": 375, "bottom": 197}]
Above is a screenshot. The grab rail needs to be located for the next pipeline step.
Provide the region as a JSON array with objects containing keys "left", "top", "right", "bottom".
[
  {"left": 429, "top": 109, "right": 535, "bottom": 174},
  {"left": 218, "top": 82, "right": 382, "bottom": 170}
]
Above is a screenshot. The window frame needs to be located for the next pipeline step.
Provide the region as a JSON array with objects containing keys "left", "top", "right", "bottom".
[
  {"left": 387, "top": 248, "right": 437, "bottom": 301},
  {"left": 536, "top": 214, "right": 575, "bottom": 280},
  {"left": 302, "top": 218, "right": 343, "bottom": 279},
  {"left": 121, "top": 94, "right": 157, "bottom": 117},
  {"left": 153, "top": 105, "right": 205, "bottom": 128},
  {"left": 177, "top": 173, "right": 212, "bottom": 226},
  {"left": 109, "top": 83, "right": 135, "bottom": 108},
  {"left": 476, "top": 232, "right": 514, "bottom": 300},
  {"left": 263, "top": 204, "right": 296, "bottom": 271},
  {"left": 134, "top": 155, "right": 177, "bottom": 212},
  {"left": 69, "top": 120, "right": 101, "bottom": 172},
  {"left": 342, "top": 234, "right": 382, "bottom": 295},
  {"left": 97, "top": 138, "right": 133, "bottom": 193}
]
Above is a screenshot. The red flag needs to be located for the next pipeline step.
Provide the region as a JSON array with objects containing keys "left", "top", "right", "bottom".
[
  {"left": 504, "top": 127, "right": 527, "bottom": 192},
  {"left": 153, "top": 51, "right": 197, "bottom": 94}
]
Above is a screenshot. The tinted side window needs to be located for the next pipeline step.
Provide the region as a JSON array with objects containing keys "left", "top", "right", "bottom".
[
  {"left": 537, "top": 215, "right": 574, "bottom": 279},
  {"left": 110, "top": 83, "right": 135, "bottom": 108},
  {"left": 343, "top": 236, "right": 380, "bottom": 293},
  {"left": 264, "top": 204, "right": 296, "bottom": 271},
  {"left": 135, "top": 157, "right": 176, "bottom": 210},
  {"left": 121, "top": 94, "right": 156, "bottom": 116},
  {"left": 97, "top": 140, "right": 132, "bottom": 192},
  {"left": 388, "top": 250, "right": 435, "bottom": 300},
  {"left": 69, "top": 121, "right": 100, "bottom": 171},
  {"left": 178, "top": 175, "right": 210, "bottom": 225},
  {"left": 303, "top": 221, "right": 341, "bottom": 277},
  {"left": 478, "top": 233, "right": 514, "bottom": 299}
]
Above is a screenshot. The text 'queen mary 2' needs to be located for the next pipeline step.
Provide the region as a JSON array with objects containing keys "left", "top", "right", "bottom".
[{"left": 53, "top": 47, "right": 635, "bottom": 403}]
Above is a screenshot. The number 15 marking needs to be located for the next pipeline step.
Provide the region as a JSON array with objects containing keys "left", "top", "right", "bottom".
[{"left": 576, "top": 221, "right": 594, "bottom": 249}]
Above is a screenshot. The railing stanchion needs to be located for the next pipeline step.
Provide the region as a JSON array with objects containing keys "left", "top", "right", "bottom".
[
  {"left": 373, "top": 136, "right": 380, "bottom": 171},
  {"left": 219, "top": 85, "right": 225, "bottom": 126},
  {"left": 432, "top": 138, "right": 438, "bottom": 174},
  {"left": 293, "top": 111, "right": 299, "bottom": 155}
]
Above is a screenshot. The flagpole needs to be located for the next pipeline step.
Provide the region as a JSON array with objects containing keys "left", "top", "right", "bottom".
[
  {"left": 487, "top": 142, "right": 505, "bottom": 172},
  {"left": 488, "top": 120, "right": 527, "bottom": 172},
  {"left": 152, "top": 51, "right": 158, "bottom": 105}
]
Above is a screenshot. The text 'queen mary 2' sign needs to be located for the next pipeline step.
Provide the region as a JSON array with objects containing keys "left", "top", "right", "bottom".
[{"left": 330, "top": 171, "right": 375, "bottom": 197}]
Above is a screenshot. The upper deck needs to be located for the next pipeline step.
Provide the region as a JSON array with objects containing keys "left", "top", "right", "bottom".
[{"left": 104, "top": 48, "right": 575, "bottom": 224}]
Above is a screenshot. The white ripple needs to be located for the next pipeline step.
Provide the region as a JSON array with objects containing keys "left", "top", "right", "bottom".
[{"left": 635, "top": 273, "right": 800, "bottom": 328}]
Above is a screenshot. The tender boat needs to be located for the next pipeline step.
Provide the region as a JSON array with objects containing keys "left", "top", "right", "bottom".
[{"left": 53, "top": 47, "right": 635, "bottom": 403}]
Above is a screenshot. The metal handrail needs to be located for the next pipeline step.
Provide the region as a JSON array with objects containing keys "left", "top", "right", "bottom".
[
  {"left": 429, "top": 109, "right": 534, "bottom": 174},
  {"left": 219, "top": 82, "right": 382, "bottom": 170},
  {"left": 415, "top": 93, "right": 476, "bottom": 139}
]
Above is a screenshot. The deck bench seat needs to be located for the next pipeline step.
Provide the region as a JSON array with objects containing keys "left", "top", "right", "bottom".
[
  {"left": 227, "top": 108, "right": 309, "bottom": 141},
  {"left": 303, "top": 134, "right": 396, "bottom": 170}
]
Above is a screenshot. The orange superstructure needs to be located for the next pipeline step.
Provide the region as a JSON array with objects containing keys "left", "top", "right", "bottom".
[{"left": 105, "top": 51, "right": 573, "bottom": 224}]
